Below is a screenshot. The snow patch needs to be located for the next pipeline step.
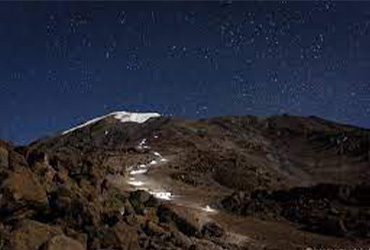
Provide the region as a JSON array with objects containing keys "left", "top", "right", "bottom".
[
  {"left": 62, "top": 111, "right": 160, "bottom": 135},
  {"left": 138, "top": 138, "right": 151, "bottom": 150},
  {"left": 130, "top": 169, "right": 148, "bottom": 175},
  {"left": 139, "top": 138, "right": 147, "bottom": 146},
  {"left": 201, "top": 205, "right": 217, "bottom": 213},
  {"left": 149, "top": 191, "right": 173, "bottom": 201},
  {"left": 114, "top": 112, "right": 160, "bottom": 124},
  {"left": 128, "top": 180, "right": 145, "bottom": 187},
  {"left": 138, "top": 164, "right": 147, "bottom": 169},
  {"left": 153, "top": 152, "right": 162, "bottom": 157}
]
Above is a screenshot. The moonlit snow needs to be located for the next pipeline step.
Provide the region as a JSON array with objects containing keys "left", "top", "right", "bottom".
[
  {"left": 62, "top": 111, "right": 161, "bottom": 135},
  {"left": 138, "top": 138, "right": 151, "bottom": 149},
  {"left": 114, "top": 112, "right": 160, "bottom": 124},
  {"left": 149, "top": 191, "right": 173, "bottom": 200},
  {"left": 127, "top": 136, "right": 212, "bottom": 207},
  {"left": 139, "top": 138, "right": 147, "bottom": 146},
  {"left": 128, "top": 180, "right": 145, "bottom": 186},
  {"left": 153, "top": 152, "right": 162, "bottom": 157},
  {"left": 201, "top": 205, "right": 217, "bottom": 213},
  {"left": 129, "top": 169, "right": 148, "bottom": 175},
  {"left": 126, "top": 138, "right": 174, "bottom": 200}
]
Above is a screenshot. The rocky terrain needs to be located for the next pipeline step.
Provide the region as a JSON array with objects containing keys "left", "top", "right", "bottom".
[{"left": 0, "top": 112, "right": 370, "bottom": 249}]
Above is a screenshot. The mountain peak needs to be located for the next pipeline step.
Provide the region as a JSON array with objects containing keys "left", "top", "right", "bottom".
[{"left": 62, "top": 111, "right": 161, "bottom": 135}]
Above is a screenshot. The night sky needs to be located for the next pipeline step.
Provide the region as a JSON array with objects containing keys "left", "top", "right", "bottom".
[{"left": 1, "top": 1, "right": 370, "bottom": 144}]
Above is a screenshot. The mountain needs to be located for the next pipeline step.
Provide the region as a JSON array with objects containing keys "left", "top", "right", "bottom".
[{"left": 0, "top": 111, "right": 370, "bottom": 250}]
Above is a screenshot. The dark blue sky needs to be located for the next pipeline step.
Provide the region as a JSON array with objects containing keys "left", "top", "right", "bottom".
[{"left": 0, "top": 1, "right": 369, "bottom": 144}]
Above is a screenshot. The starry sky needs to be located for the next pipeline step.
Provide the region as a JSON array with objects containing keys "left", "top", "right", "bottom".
[{"left": 0, "top": 1, "right": 369, "bottom": 144}]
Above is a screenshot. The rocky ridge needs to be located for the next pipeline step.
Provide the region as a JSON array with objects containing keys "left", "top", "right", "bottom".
[{"left": 0, "top": 113, "right": 369, "bottom": 249}]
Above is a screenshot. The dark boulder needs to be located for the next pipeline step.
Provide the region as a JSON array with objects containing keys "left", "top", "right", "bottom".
[
  {"left": 201, "top": 222, "right": 225, "bottom": 238},
  {"left": 157, "top": 204, "right": 201, "bottom": 237},
  {"left": 8, "top": 220, "right": 62, "bottom": 250}
]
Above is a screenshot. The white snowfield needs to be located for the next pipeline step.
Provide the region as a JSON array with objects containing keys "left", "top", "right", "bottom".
[{"left": 62, "top": 111, "right": 161, "bottom": 135}]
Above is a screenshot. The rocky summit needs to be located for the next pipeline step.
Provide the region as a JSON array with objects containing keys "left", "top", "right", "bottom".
[{"left": 0, "top": 112, "right": 370, "bottom": 250}]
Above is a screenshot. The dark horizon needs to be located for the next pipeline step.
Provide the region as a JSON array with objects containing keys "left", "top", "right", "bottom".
[{"left": 1, "top": 1, "right": 369, "bottom": 144}]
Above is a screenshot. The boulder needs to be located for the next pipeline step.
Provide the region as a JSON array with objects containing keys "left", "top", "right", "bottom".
[
  {"left": 317, "top": 218, "right": 348, "bottom": 237},
  {"left": 129, "top": 190, "right": 152, "bottom": 214},
  {"left": 2, "top": 168, "right": 48, "bottom": 209},
  {"left": 0, "top": 146, "right": 9, "bottom": 169},
  {"left": 130, "top": 190, "right": 151, "bottom": 204},
  {"left": 98, "top": 222, "right": 139, "bottom": 250},
  {"left": 65, "top": 228, "right": 88, "bottom": 249},
  {"left": 201, "top": 222, "right": 225, "bottom": 238},
  {"left": 144, "top": 220, "right": 167, "bottom": 236},
  {"left": 220, "top": 191, "right": 249, "bottom": 215},
  {"left": 8, "top": 151, "right": 28, "bottom": 170},
  {"left": 145, "top": 195, "right": 160, "bottom": 208},
  {"left": 172, "top": 230, "right": 193, "bottom": 249},
  {"left": 157, "top": 204, "right": 201, "bottom": 237},
  {"left": 53, "top": 168, "right": 69, "bottom": 185},
  {"left": 43, "top": 235, "right": 85, "bottom": 250},
  {"left": 123, "top": 200, "right": 135, "bottom": 215},
  {"left": 9, "top": 220, "right": 62, "bottom": 250}
]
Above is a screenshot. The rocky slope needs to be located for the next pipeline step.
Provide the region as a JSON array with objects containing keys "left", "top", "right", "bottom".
[{"left": 0, "top": 112, "right": 370, "bottom": 249}]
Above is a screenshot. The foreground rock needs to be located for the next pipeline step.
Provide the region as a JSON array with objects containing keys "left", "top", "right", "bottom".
[
  {"left": 43, "top": 235, "right": 85, "bottom": 250},
  {"left": 8, "top": 220, "right": 62, "bottom": 250}
]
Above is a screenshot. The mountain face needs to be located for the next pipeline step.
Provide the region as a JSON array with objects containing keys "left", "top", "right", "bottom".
[{"left": 1, "top": 112, "right": 370, "bottom": 250}]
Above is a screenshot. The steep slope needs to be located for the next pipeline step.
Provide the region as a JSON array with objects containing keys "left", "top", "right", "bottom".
[{"left": 1, "top": 112, "right": 370, "bottom": 249}]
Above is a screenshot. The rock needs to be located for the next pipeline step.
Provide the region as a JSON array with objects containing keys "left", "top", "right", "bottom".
[
  {"left": 129, "top": 190, "right": 151, "bottom": 215},
  {"left": 0, "top": 146, "right": 9, "bottom": 169},
  {"left": 351, "top": 185, "right": 370, "bottom": 206},
  {"left": 125, "top": 213, "right": 139, "bottom": 226},
  {"left": 43, "top": 235, "right": 85, "bottom": 250},
  {"left": 9, "top": 220, "right": 62, "bottom": 250},
  {"left": 98, "top": 222, "right": 139, "bottom": 250},
  {"left": 30, "top": 159, "right": 57, "bottom": 193},
  {"left": 146, "top": 195, "right": 160, "bottom": 208},
  {"left": 221, "top": 191, "right": 250, "bottom": 216},
  {"left": 48, "top": 187, "right": 73, "bottom": 214},
  {"left": 201, "top": 222, "right": 225, "bottom": 238},
  {"left": 123, "top": 200, "right": 135, "bottom": 215},
  {"left": 144, "top": 220, "right": 166, "bottom": 236},
  {"left": 157, "top": 204, "right": 201, "bottom": 237},
  {"left": 65, "top": 228, "right": 88, "bottom": 249},
  {"left": 130, "top": 190, "right": 151, "bottom": 204},
  {"left": 318, "top": 218, "right": 348, "bottom": 237},
  {"left": 191, "top": 238, "right": 225, "bottom": 250},
  {"left": 8, "top": 151, "right": 28, "bottom": 170},
  {"left": 53, "top": 168, "right": 69, "bottom": 185},
  {"left": 2, "top": 168, "right": 48, "bottom": 209},
  {"left": 172, "top": 230, "right": 193, "bottom": 249}
]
